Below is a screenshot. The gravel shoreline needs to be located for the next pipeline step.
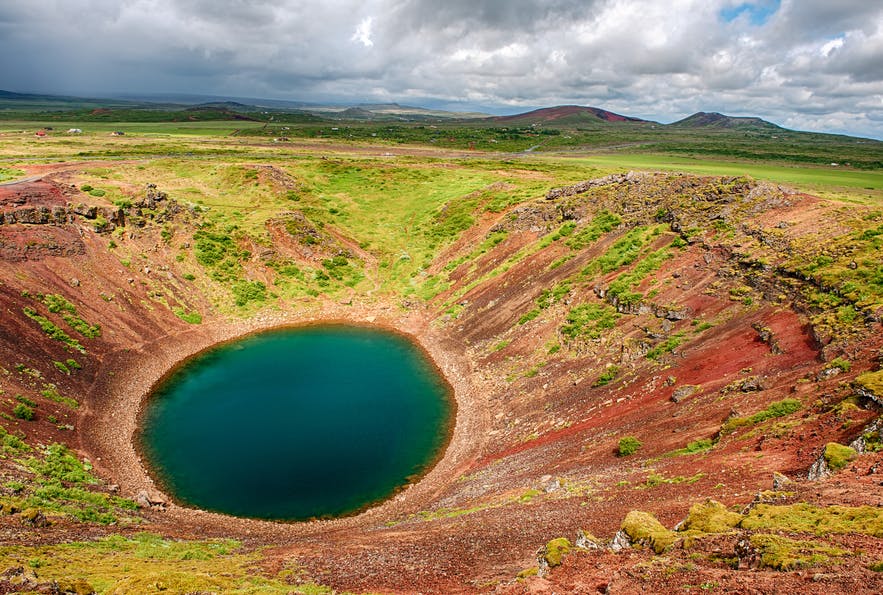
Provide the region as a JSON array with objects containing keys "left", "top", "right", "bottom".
[{"left": 79, "top": 298, "right": 492, "bottom": 541}]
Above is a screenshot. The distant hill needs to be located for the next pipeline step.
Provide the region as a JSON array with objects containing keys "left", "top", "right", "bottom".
[
  {"left": 492, "top": 105, "right": 650, "bottom": 126},
  {"left": 671, "top": 111, "right": 782, "bottom": 130}
]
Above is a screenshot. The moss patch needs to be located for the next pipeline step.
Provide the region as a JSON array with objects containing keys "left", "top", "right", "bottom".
[
  {"left": 823, "top": 442, "right": 858, "bottom": 471},
  {"left": 680, "top": 500, "right": 743, "bottom": 533},
  {"left": 750, "top": 533, "right": 850, "bottom": 571},
  {"left": 621, "top": 510, "right": 677, "bottom": 554},
  {"left": 856, "top": 369, "right": 883, "bottom": 397},
  {"left": 0, "top": 533, "right": 305, "bottom": 594},
  {"left": 543, "top": 537, "right": 572, "bottom": 567},
  {"left": 742, "top": 503, "right": 883, "bottom": 538}
]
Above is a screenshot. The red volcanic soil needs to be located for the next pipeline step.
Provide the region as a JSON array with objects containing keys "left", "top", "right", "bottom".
[
  {"left": 0, "top": 179, "right": 68, "bottom": 208},
  {"left": 494, "top": 105, "right": 647, "bottom": 124},
  {"left": 1, "top": 170, "right": 882, "bottom": 594}
]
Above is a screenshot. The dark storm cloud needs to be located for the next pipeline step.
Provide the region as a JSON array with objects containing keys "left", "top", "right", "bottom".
[{"left": 0, "top": 1, "right": 881, "bottom": 138}]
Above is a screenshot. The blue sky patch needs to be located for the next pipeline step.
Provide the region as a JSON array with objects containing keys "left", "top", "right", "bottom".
[{"left": 720, "top": 1, "right": 781, "bottom": 26}]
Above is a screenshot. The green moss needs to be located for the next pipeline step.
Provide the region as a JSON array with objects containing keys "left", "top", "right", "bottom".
[
  {"left": 173, "top": 308, "right": 203, "bottom": 324},
  {"left": 680, "top": 500, "right": 743, "bottom": 533},
  {"left": 593, "top": 365, "right": 620, "bottom": 387},
  {"left": 543, "top": 537, "right": 572, "bottom": 567},
  {"left": 518, "top": 309, "right": 540, "bottom": 325},
  {"left": 23, "top": 443, "right": 98, "bottom": 485},
  {"left": 561, "top": 303, "right": 619, "bottom": 340},
  {"left": 639, "top": 471, "right": 705, "bottom": 488},
  {"left": 823, "top": 442, "right": 858, "bottom": 471},
  {"left": 0, "top": 533, "right": 308, "bottom": 594},
  {"left": 669, "top": 438, "right": 715, "bottom": 457},
  {"left": 0, "top": 425, "right": 30, "bottom": 455},
  {"left": 621, "top": 510, "right": 677, "bottom": 554},
  {"left": 721, "top": 398, "right": 802, "bottom": 435},
  {"left": 830, "top": 357, "right": 851, "bottom": 372},
  {"left": 565, "top": 210, "right": 621, "bottom": 250},
  {"left": 22, "top": 307, "right": 85, "bottom": 353},
  {"left": 749, "top": 533, "right": 849, "bottom": 570},
  {"left": 742, "top": 503, "right": 883, "bottom": 537},
  {"left": 856, "top": 369, "right": 883, "bottom": 397},
  {"left": 617, "top": 436, "right": 642, "bottom": 456},
  {"left": 869, "top": 560, "right": 883, "bottom": 572},
  {"left": 231, "top": 280, "right": 267, "bottom": 307},
  {"left": 517, "top": 567, "right": 539, "bottom": 579},
  {"left": 61, "top": 313, "right": 101, "bottom": 338},
  {"left": 40, "top": 386, "right": 79, "bottom": 409},
  {"left": 646, "top": 333, "right": 684, "bottom": 360}
]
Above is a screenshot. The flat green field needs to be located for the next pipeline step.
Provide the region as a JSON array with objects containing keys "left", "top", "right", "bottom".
[
  {"left": 0, "top": 120, "right": 266, "bottom": 136},
  {"left": 560, "top": 153, "right": 883, "bottom": 203}
]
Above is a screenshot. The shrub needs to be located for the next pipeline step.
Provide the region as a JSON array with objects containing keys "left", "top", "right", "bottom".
[
  {"left": 231, "top": 280, "right": 267, "bottom": 307},
  {"left": 593, "top": 365, "right": 620, "bottom": 387},
  {"left": 13, "top": 403, "right": 35, "bottom": 421},
  {"left": 16, "top": 395, "right": 37, "bottom": 408},
  {"left": 618, "top": 436, "right": 642, "bottom": 456}
]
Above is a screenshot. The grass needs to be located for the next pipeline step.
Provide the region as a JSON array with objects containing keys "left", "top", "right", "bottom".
[
  {"left": 173, "top": 308, "right": 203, "bottom": 324},
  {"left": 568, "top": 154, "right": 883, "bottom": 202},
  {"left": 561, "top": 303, "right": 619, "bottom": 340},
  {"left": 22, "top": 307, "right": 85, "bottom": 353},
  {"left": 0, "top": 533, "right": 319, "bottom": 594},
  {"left": 668, "top": 438, "right": 715, "bottom": 457},
  {"left": 646, "top": 333, "right": 685, "bottom": 360},
  {"left": 593, "top": 365, "right": 620, "bottom": 387},
  {"left": 720, "top": 398, "right": 802, "bottom": 435}
]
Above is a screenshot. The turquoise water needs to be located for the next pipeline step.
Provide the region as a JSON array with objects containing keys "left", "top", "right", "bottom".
[{"left": 138, "top": 325, "right": 453, "bottom": 521}]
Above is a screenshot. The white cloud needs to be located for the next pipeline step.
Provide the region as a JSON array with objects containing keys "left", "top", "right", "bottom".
[
  {"left": 352, "top": 17, "right": 374, "bottom": 48},
  {"left": 0, "top": 0, "right": 881, "bottom": 138}
]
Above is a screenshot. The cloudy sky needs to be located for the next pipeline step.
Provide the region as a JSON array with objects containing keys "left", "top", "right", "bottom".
[{"left": 1, "top": 0, "right": 882, "bottom": 138}]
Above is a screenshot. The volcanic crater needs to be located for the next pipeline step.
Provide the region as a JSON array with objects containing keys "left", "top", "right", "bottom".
[{"left": 1, "top": 162, "right": 882, "bottom": 594}]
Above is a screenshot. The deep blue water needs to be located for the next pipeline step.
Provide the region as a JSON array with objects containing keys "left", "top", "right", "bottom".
[{"left": 138, "top": 325, "right": 452, "bottom": 520}]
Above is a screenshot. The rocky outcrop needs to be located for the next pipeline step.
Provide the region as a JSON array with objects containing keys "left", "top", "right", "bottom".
[
  {"left": 1, "top": 182, "right": 187, "bottom": 234},
  {"left": 134, "top": 489, "right": 168, "bottom": 510},
  {"left": 753, "top": 322, "right": 784, "bottom": 354},
  {"left": 671, "top": 385, "right": 699, "bottom": 403},
  {"left": 545, "top": 172, "right": 650, "bottom": 200}
]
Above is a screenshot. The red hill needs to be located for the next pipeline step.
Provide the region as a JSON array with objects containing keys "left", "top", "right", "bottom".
[{"left": 493, "top": 105, "right": 648, "bottom": 125}]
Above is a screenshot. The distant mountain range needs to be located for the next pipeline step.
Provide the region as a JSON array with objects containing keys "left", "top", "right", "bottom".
[{"left": 0, "top": 88, "right": 785, "bottom": 130}]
